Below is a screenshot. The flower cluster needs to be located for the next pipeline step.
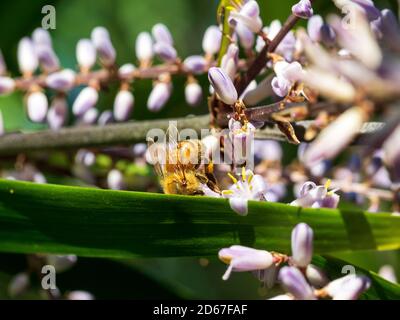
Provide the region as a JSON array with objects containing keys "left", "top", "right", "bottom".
[{"left": 219, "top": 223, "right": 371, "bottom": 300}]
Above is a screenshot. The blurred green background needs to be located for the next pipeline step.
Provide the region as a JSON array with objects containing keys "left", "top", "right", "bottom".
[{"left": 0, "top": 0, "right": 398, "bottom": 299}]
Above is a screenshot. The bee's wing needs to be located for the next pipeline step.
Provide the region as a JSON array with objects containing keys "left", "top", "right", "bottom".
[
  {"left": 166, "top": 122, "right": 179, "bottom": 150},
  {"left": 146, "top": 138, "right": 166, "bottom": 179}
]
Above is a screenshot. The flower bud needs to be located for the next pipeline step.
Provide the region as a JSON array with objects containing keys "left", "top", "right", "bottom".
[
  {"left": 76, "top": 149, "right": 96, "bottom": 167},
  {"left": 133, "top": 143, "right": 147, "bottom": 157},
  {"left": 291, "top": 223, "right": 313, "bottom": 268},
  {"left": 47, "top": 97, "right": 68, "bottom": 130},
  {"left": 107, "top": 169, "right": 125, "bottom": 190},
  {"left": 8, "top": 272, "right": 30, "bottom": 298},
  {"left": 154, "top": 42, "right": 177, "bottom": 62},
  {"left": 27, "top": 91, "right": 48, "bottom": 123},
  {"left": 72, "top": 86, "right": 99, "bottom": 116},
  {"left": 0, "top": 77, "right": 15, "bottom": 95},
  {"left": 136, "top": 32, "right": 154, "bottom": 63},
  {"left": 299, "top": 67, "right": 356, "bottom": 103},
  {"left": 304, "top": 107, "right": 366, "bottom": 166},
  {"left": 81, "top": 107, "right": 99, "bottom": 125},
  {"left": 306, "top": 264, "right": 329, "bottom": 288},
  {"left": 32, "top": 29, "right": 59, "bottom": 72},
  {"left": 76, "top": 39, "right": 97, "bottom": 71},
  {"left": 279, "top": 266, "right": 315, "bottom": 300},
  {"left": 183, "top": 55, "right": 206, "bottom": 74},
  {"left": 331, "top": 275, "right": 371, "bottom": 300},
  {"left": 292, "top": 0, "right": 314, "bottom": 19},
  {"left": 243, "top": 74, "right": 274, "bottom": 106},
  {"left": 118, "top": 63, "right": 136, "bottom": 79},
  {"left": 114, "top": 89, "right": 134, "bottom": 121},
  {"left": 202, "top": 25, "right": 221, "bottom": 56},
  {"left": 46, "top": 69, "right": 76, "bottom": 91},
  {"left": 269, "top": 294, "right": 294, "bottom": 300},
  {"left": 380, "top": 9, "right": 400, "bottom": 50},
  {"left": 35, "top": 44, "right": 60, "bottom": 73},
  {"left": 33, "top": 171, "right": 46, "bottom": 184},
  {"left": 320, "top": 24, "right": 336, "bottom": 47},
  {"left": 230, "top": 1, "right": 263, "bottom": 33},
  {"left": 18, "top": 37, "right": 38, "bottom": 75},
  {"left": 46, "top": 255, "right": 77, "bottom": 273},
  {"left": 185, "top": 82, "right": 202, "bottom": 107},
  {"left": 221, "top": 44, "right": 239, "bottom": 80},
  {"left": 378, "top": 265, "right": 397, "bottom": 284},
  {"left": 67, "top": 291, "right": 94, "bottom": 300},
  {"left": 98, "top": 110, "right": 114, "bottom": 126},
  {"left": 91, "top": 26, "right": 116, "bottom": 66},
  {"left": 271, "top": 76, "right": 291, "bottom": 97},
  {"left": 147, "top": 82, "right": 172, "bottom": 112},
  {"left": 208, "top": 67, "right": 238, "bottom": 105},
  {"left": 32, "top": 28, "right": 52, "bottom": 47},
  {"left": 307, "top": 15, "right": 323, "bottom": 42},
  {"left": 236, "top": 22, "right": 254, "bottom": 49},
  {"left": 152, "top": 23, "right": 173, "bottom": 45},
  {"left": 218, "top": 245, "right": 274, "bottom": 280}
]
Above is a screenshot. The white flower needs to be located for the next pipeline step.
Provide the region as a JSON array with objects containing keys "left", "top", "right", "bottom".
[{"left": 222, "top": 168, "right": 269, "bottom": 215}]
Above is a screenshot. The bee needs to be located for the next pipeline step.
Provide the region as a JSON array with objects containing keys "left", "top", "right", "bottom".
[{"left": 147, "top": 125, "right": 220, "bottom": 196}]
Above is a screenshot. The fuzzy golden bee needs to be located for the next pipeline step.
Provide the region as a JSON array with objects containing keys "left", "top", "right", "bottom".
[{"left": 147, "top": 127, "right": 220, "bottom": 196}]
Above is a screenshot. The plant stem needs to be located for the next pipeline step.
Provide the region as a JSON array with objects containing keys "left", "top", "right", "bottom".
[{"left": 0, "top": 115, "right": 384, "bottom": 156}]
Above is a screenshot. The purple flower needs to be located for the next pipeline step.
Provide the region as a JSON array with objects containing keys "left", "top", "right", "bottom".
[
  {"left": 202, "top": 25, "right": 221, "bottom": 56},
  {"left": 91, "top": 26, "right": 116, "bottom": 66},
  {"left": 18, "top": 37, "right": 38, "bottom": 76},
  {"left": 279, "top": 266, "right": 315, "bottom": 300},
  {"left": 229, "top": 1, "right": 263, "bottom": 33},
  {"left": 152, "top": 23, "right": 174, "bottom": 46},
  {"left": 291, "top": 223, "right": 313, "bottom": 268},
  {"left": 290, "top": 180, "right": 340, "bottom": 209},
  {"left": 236, "top": 22, "right": 255, "bottom": 49},
  {"left": 271, "top": 61, "right": 303, "bottom": 97},
  {"left": 72, "top": 86, "right": 99, "bottom": 116},
  {"left": 98, "top": 111, "right": 114, "bottom": 126},
  {"left": 47, "top": 97, "right": 68, "bottom": 130},
  {"left": 76, "top": 39, "right": 96, "bottom": 71},
  {"left": 147, "top": 82, "right": 172, "bottom": 112},
  {"left": 154, "top": 42, "right": 177, "bottom": 62},
  {"left": 218, "top": 245, "right": 274, "bottom": 280},
  {"left": 26, "top": 91, "right": 48, "bottom": 123},
  {"left": 113, "top": 90, "right": 134, "bottom": 121},
  {"left": 45, "top": 69, "right": 76, "bottom": 91},
  {"left": 292, "top": 0, "right": 314, "bottom": 19},
  {"left": 183, "top": 55, "right": 206, "bottom": 75},
  {"left": 324, "top": 274, "right": 370, "bottom": 300},
  {"left": 136, "top": 32, "right": 154, "bottom": 64},
  {"left": 303, "top": 107, "right": 366, "bottom": 166},
  {"left": 0, "top": 77, "right": 15, "bottom": 95},
  {"left": 307, "top": 15, "right": 324, "bottom": 42},
  {"left": 107, "top": 169, "right": 125, "bottom": 190},
  {"left": 185, "top": 82, "right": 202, "bottom": 107},
  {"left": 208, "top": 67, "right": 238, "bottom": 105}
]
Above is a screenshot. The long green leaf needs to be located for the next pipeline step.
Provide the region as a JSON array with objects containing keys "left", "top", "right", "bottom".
[
  {"left": 313, "top": 255, "right": 400, "bottom": 300},
  {"left": 0, "top": 179, "right": 399, "bottom": 258}
]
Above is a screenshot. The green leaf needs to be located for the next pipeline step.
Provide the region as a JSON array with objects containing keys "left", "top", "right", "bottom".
[
  {"left": 313, "top": 255, "right": 400, "bottom": 300},
  {"left": 0, "top": 179, "right": 399, "bottom": 258}
]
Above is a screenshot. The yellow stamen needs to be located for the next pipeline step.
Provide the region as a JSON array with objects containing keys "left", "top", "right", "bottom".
[
  {"left": 222, "top": 190, "right": 234, "bottom": 195},
  {"left": 324, "top": 179, "right": 331, "bottom": 190},
  {"left": 247, "top": 172, "right": 254, "bottom": 184},
  {"left": 228, "top": 173, "right": 238, "bottom": 184},
  {"left": 242, "top": 167, "right": 246, "bottom": 182}
]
